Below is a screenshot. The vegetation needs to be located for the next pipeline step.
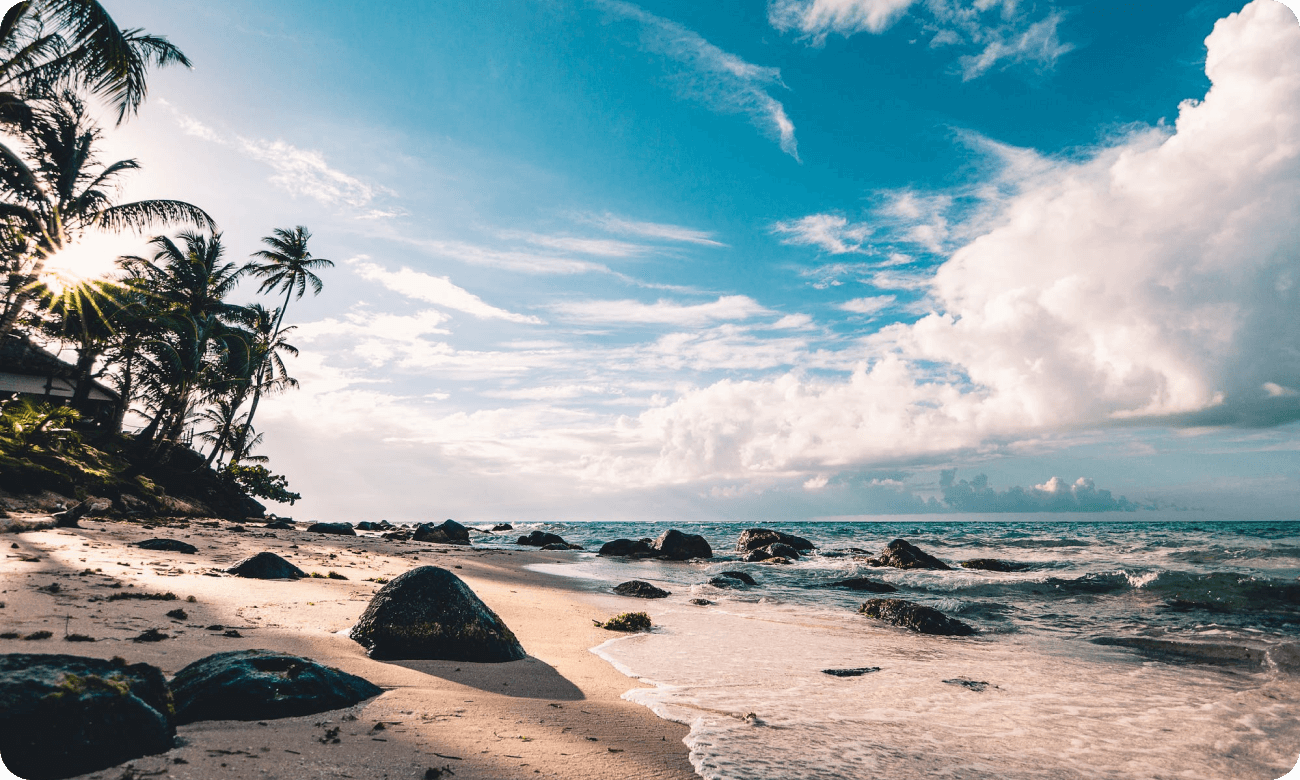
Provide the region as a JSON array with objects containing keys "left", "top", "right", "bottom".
[
  {"left": 594, "top": 612, "right": 652, "bottom": 632},
  {"left": 0, "top": 2, "right": 328, "bottom": 513}
]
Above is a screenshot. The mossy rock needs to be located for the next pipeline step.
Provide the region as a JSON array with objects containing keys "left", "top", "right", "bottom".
[{"left": 596, "top": 612, "right": 651, "bottom": 632}]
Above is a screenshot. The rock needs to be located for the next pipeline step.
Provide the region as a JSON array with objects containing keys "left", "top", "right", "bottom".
[
  {"left": 718, "top": 570, "right": 756, "bottom": 585},
  {"left": 612, "top": 580, "right": 670, "bottom": 599},
  {"left": 598, "top": 538, "right": 656, "bottom": 557},
  {"left": 689, "top": 598, "right": 714, "bottom": 606},
  {"left": 540, "top": 542, "right": 583, "bottom": 551},
  {"left": 822, "top": 667, "right": 880, "bottom": 677},
  {"left": 765, "top": 542, "right": 800, "bottom": 560},
  {"left": 762, "top": 557, "right": 792, "bottom": 565},
  {"left": 51, "top": 500, "right": 90, "bottom": 528},
  {"left": 413, "top": 520, "right": 471, "bottom": 545},
  {"left": 735, "top": 528, "right": 815, "bottom": 554},
  {"left": 263, "top": 520, "right": 294, "bottom": 530},
  {"left": 349, "top": 566, "right": 526, "bottom": 662},
  {"left": 169, "top": 650, "right": 383, "bottom": 725},
  {"left": 307, "top": 522, "right": 356, "bottom": 536},
  {"left": 825, "top": 577, "right": 897, "bottom": 593},
  {"left": 491, "top": 523, "right": 513, "bottom": 532},
  {"left": 708, "top": 571, "right": 757, "bottom": 588},
  {"left": 227, "top": 552, "right": 307, "bottom": 580},
  {"left": 858, "top": 598, "right": 974, "bottom": 636},
  {"left": 382, "top": 530, "right": 412, "bottom": 541},
  {"left": 0, "top": 653, "right": 174, "bottom": 780},
  {"left": 134, "top": 539, "right": 198, "bottom": 554},
  {"left": 863, "top": 539, "right": 950, "bottom": 570},
  {"left": 516, "top": 530, "right": 567, "bottom": 547},
  {"left": 960, "top": 558, "right": 1028, "bottom": 572},
  {"left": 651, "top": 529, "right": 713, "bottom": 560},
  {"left": 742, "top": 548, "right": 772, "bottom": 562},
  {"left": 355, "top": 522, "right": 381, "bottom": 531},
  {"left": 943, "top": 677, "right": 990, "bottom": 692}
]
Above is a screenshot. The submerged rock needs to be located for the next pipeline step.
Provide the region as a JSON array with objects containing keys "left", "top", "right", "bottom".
[
  {"left": 307, "top": 522, "right": 356, "bottom": 536},
  {"left": 413, "top": 520, "right": 471, "bottom": 545},
  {"left": 863, "top": 539, "right": 950, "bottom": 570},
  {"left": 613, "top": 580, "right": 670, "bottom": 599},
  {"left": 822, "top": 667, "right": 880, "bottom": 677},
  {"left": 960, "top": 558, "right": 1028, "bottom": 572},
  {"left": 1090, "top": 636, "right": 1274, "bottom": 669},
  {"left": 170, "top": 650, "right": 382, "bottom": 724},
  {"left": 516, "top": 531, "right": 567, "bottom": 547},
  {"left": 491, "top": 523, "right": 513, "bottom": 531},
  {"left": 825, "top": 577, "right": 897, "bottom": 593},
  {"left": 716, "top": 570, "right": 757, "bottom": 585},
  {"left": 652, "top": 529, "right": 713, "bottom": 560},
  {"left": 943, "top": 677, "right": 990, "bottom": 692},
  {"left": 540, "top": 542, "right": 583, "bottom": 551},
  {"left": 227, "top": 552, "right": 307, "bottom": 580},
  {"left": 134, "top": 538, "right": 198, "bottom": 554},
  {"left": 858, "top": 598, "right": 974, "bottom": 636},
  {"left": 0, "top": 653, "right": 174, "bottom": 780},
  {"left": 735, "top": 528, "right": 815, "bottom": 554},
  {"left": 350, "top": 566, "right": 526, "bottom": 662}
]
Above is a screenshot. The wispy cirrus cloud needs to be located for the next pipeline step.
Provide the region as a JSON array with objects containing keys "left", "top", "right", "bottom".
[
  {"left": 596, "top": 0, "right": 800, "bottom": 159},
  {"left": 769, "top": 0, "right": 1074, "bottom": 80},
  {"left": 348, "top": 257, "right": 543, "bottom": 324},
  {"left": 553, "top": 295, "right": 772, "bottom": 326},
  {"left": 587, "top": 212, "right": 728, "bottom": 247}
]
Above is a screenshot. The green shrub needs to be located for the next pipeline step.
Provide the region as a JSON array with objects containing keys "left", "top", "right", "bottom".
[{"left": 595, "top": 612, "right": 651, "bottom": 632}]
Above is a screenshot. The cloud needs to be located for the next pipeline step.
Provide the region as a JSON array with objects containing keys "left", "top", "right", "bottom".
[
  {"left": 347, "top": 257, "right": 543, "bottom": 324},
  {"left": 769, "top": 0, "right": 1074, "bottom": 80},
  {"left": 939, "top": 471, "right": 1143, "bottom": 512},
  {"left": 589, "top": 213, "right": 728, "bottom": 247},
  {"left": 772, "top": 214, "right": 870, "bottom": 254},
  {"left": 840, "top": 295, "right": 896, "bottom": 315},
  {"left": 597, "top": 0, "right": 800, "bottom": 159},
  {"left": 507, "top": 232, "right": 648, "bottom": 257},
  {"left": 552, "top": 295, "right": 772, "bottom": 326},
  {"left": 394, "top": 236, "right": 610, "bottom": 275},
  {"left": 172, "top": 110, "right": 384, "bottom": 209}
]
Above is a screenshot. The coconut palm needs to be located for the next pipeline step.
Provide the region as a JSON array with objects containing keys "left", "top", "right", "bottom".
[
  {"left": 230, "top": 226, "right": 330, "bottom": 461},
  {"left": 0, "top": 91, "right": 215, "bottom": 339}
]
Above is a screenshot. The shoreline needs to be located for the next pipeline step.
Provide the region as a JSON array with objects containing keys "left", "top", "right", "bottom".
[{"left": 0, "top": 517, "right": 697, "bottom": 780}]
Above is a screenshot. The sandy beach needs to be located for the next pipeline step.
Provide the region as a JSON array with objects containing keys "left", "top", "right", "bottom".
[{"left": 0, "top": 516, "right": 696, "bottom": 780}]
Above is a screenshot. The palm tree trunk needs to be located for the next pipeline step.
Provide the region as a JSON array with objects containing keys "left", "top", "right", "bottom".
[{"left": 228, "top": 290, "right": 291, "bottom": 464}]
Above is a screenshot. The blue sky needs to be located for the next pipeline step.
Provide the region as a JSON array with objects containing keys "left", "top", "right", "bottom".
[{"left": 54, "top": 0, "right": 1300, "bottom": 522}]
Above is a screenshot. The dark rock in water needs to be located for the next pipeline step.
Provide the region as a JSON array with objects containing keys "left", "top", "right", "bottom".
[
  {"left": 227, "top": 552, "right": 307, "bottom": 580},
  {"left": 307, "top": 522, "right": 356, "bottom": 536},
  {"left": 491, "top": 523, "right": 513, "bottom": 532},
  {"left": 134, "top": 538, "right": 198, "bottom": 554},
  {"left": 742, "top": 548, "right": 772, "bottom": 562},
  {"left": 864, "top": 539, "right": 950, "bottom": 570},
  {"left": 822, "top": 667, "right": 880, "bottom": 677},
  {"left": 689, "top": 598, "right": 714, "bottom": 606},
  {"left": 598, "top": 538, "right": 657, "bottom": 557},
  {"left": 0, "top": 653, "right": 174, "bottom": 780},
  {"left": 943, "top": 677, "right": 989, "bottom": 692},
  {"left": 350, "top": 566, "right": 525, "bottom": 662},
  {"left": 170, "top": 649, "right": 382, "bottom": 725},
  {"left": 762, "top": 557, "right": 792, "bottom": 565},
  {"left": 1091, "top": 636, "right": 1272, "bottom": 669},
  {"left": 263, "top": 520, "right": 294, "bottom": 530},
  {"left": 718, "top": 570, "right": 756, "bottom": 585},
  {"left": 413, "top": 520, "right": 471, "bottom": 545},
  {"left": 540, "top": 542, "right": 583, "bottom": 551},
  {"left": 826, "top": 577, "right": 897, "bottom": 593},
  {"left": 859, "top": 598, "right": 974, "bottom": 636},
  {"left": 960, "top": 558, "right": 1028, "bottom": 572},
  {"left": 766, "top": 542, "right": 800, "bottom": 560},
  {"left": 516, "top": 531, "right": 567, "bottom": 547},
  {"left": 613, "top": 580, "right": 670, "bottom": 599},
  {"left": 735, "top": 528, "right": 815, "bottom": 554},
  {"left": 355, "top": 522, "right": 381, "bottom": 531},
  {"left": 652, "top": 529, "right": 713, "bottom": 560}
]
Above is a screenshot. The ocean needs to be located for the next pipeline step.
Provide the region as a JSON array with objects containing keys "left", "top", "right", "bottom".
[{"left": 477, "top": 519, "right": 1300, "bottom": 780}]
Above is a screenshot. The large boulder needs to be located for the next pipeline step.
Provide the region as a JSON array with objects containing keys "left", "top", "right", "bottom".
[
  {"left": 825, "top": 577, "right": 897, "bottom": 593},
  {"left": 0, "top": 654, "right": 174, "bottom": 780},
  {"left": 652, "top": 529, "right": 713, "bottom": 560},
  {"left": 169, "top": 650, "right": 382, "bottom": 725},
  {"left": 858, "top": 598, "right": 974, "bottom": 636},
  {"left": 413, "top": 519, "right": 471, "bottom": 545},
  {"left": 735, "top": 528, "right": 814, "bottom": 554},
  {"left": 227, "top": 552, "right": 307, "bottom": 580},
  {"left": 307, "top": 522, "right": 356, "bottom": 536},
  {"left": 134, "top": 538, "right": 198, "bottom": 554},
  {"left": 863, "top": 539, "right": 950, "bottom": 570},
  {"left": 598, "top": 538, "right": 657, "bottom": 558},
  {"left": 349, "top": 566, "right": 526, "bottom": 662},
  {"left": 613, "top": 580, "right": 670, "bottom": 599},
  {"left": 516, "top": 530, "right": 567, "bottom": 547}
]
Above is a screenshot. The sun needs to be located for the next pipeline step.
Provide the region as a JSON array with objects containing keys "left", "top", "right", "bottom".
[{"left": 37, "top": 230, "right": 143, "bottom": 295}]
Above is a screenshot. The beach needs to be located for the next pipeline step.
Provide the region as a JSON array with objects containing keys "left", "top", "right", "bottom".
[{"left": 0, "top": 516, "right": 695, "bottom": 780}]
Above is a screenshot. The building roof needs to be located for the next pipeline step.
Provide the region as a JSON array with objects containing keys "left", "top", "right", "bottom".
[{"left": 0, "top": 334, "right": 120, "bottom": 402}]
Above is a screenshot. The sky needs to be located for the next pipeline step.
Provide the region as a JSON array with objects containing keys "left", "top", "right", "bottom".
[{"left": 45, "top": 0, "right": 1300, "bottom": 523}]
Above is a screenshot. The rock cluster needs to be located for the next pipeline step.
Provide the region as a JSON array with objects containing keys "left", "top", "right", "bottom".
[
  {"left": 858, "top": 598, "right": 974, "bottom": 636},
  {"left": 413, "top": 519, "right": 471, "bottom": 545},
  {"left": 349, "top": 566, "right": 526, "bottom": 662},
  {"left": 516, "top": 530, "right": 568, "bottom": 547},
  {"left": 598, "top": 529, "right": 712, "bottom": 560},
  {"left": 306, "top": 522, "right": 356, "bottom": 536},
  {"left": 862, "top": 539, "right": 950, "bottom": 570},
  {"left": 736, "top": 528, "right": 814, "bottom": 562},
  {"left": 356, "top": 520, "right": 395, "bottom": 531}
]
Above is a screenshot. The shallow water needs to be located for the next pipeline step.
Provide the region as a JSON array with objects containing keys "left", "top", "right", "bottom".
[{"left": 493, "top": 520, "right": 1300, "bottom": 779}]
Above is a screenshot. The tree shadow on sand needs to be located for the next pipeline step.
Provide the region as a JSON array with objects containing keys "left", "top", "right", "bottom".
[{"left": 384, "top": 655, "right": 585, "bottom": 701}]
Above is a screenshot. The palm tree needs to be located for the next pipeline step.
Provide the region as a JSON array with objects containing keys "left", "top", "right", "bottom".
[
  {"left": 0, "top": 91, "right": 215, "bottom": 339},
  {"left": 0, "top": 0, "right": 190, "bottom": 125},
  {"left": 230, "top": 227, "right": 330, "bottom": 461}
]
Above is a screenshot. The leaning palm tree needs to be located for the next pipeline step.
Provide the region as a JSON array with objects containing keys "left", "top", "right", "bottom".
[
  {"left": 0, "top": 91, "right": 215, "bottom": 338},
  {"left": 230, "top": 226, "right": 330, "bottom": 460},
  {"left": 0, "top": 0, "right": 189, "bottom": 125}
]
